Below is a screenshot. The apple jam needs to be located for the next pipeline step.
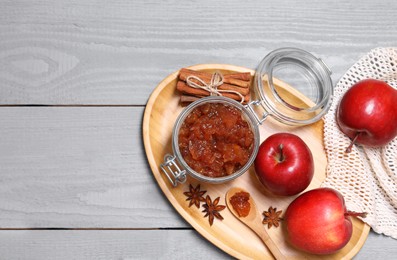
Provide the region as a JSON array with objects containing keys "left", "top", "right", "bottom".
[
  {"left": 178, "top": 102, "right": 254, "bottom": 178},
  {"left": 230, "top": 191, "right": 251, "bottom": 217}
]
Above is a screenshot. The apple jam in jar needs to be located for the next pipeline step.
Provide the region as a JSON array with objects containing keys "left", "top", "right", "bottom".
[
  {"left": 161, "top": 96, "right": 260, "bottom": 186},
  {"left": 178, "top": 102, "right": 255, "bottom": 178}
]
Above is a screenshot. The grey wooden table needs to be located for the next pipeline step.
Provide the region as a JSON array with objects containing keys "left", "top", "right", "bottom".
[{"left": 0, "top": 0, "right": 396, "bottom": 259}]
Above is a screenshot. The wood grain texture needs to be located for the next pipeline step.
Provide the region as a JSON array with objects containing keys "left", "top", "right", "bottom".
[
  {"left": 0, "top": 0, "right": 396, "bottom": 104},
  {"left": 0, "top": 0, "right": 396, "bottom": 259},
  {"left": 0, "top": 229, "right": 229, "bottom": 260},
  {"left": 0, "top": 107, "right": 185, "bottom": 228},
  {"left": 0, "top": 230, "right": 394, "bottom": 260}
]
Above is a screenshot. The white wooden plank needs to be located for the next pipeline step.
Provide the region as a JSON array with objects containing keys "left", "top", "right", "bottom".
[
  {"left": 0, "top": 230, "right": 394, "bottom": 260},
  {"left": 0, "top": 0, "right": 396, "bottom": 104},
  {"left": 357, "top": 232, "right": 397, "bottom": 259},
  {"left": 0, "top": 229, "right": 230, "bottom": 260},
  {"left": 0, "top": 107, "right": 186, "bottom": 228}
]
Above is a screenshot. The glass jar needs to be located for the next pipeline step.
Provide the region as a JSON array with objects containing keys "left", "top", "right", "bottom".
[
  {"left": 161, "top": 96, "right": 260, "bottom": 186},
  {"left": 254, "top": 47, "right": 333, "bottom": 125},
  {"left": 161, "top": 48, "right": 333, "bottom": 186}
]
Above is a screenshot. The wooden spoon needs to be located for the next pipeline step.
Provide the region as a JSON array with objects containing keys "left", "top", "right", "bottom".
[{"left": 226, "top": 187, "right": 286, "bottom": 260}]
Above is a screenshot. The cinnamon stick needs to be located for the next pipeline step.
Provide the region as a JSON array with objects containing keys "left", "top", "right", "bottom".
[
  {"left": 177, "top": 81, "right": 250, "bottom": 103},
  {"left": 225, "top": 72, "right": 252, "bottom": 81},
  {"left": 179, "top": 68, "right": 251, "bottom": 89},
  {"left": 177, "top": 80, "right": 249, "bottom": 96},
  {"left": 180, "top": 95, "right": 200, "bottom": 106}
]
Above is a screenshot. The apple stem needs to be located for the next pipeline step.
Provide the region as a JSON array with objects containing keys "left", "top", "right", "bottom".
[
  {"left": 278, "top": 144, "right": 285, "bottom": 162},
  {"left": 345, "top": 211, "right": 367, "bottom": 218},
  {"left": 345, "top": 132, "right": 360, "bottom": 153}
]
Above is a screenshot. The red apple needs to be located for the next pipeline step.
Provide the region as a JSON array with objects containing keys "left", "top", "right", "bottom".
[
  {"left": 254, "top": 133, "right": 314, "bottom": 196},
  {"left": 336, "top": 78, "right": 397, "bottom": 152},
  {"left": 285, "top": 187, "right": 366, "bottom": 255}
]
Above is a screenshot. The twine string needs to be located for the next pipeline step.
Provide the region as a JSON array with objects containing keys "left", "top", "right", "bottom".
[{"left": 186, "top": 71, "right": 245, "bottom": 103}]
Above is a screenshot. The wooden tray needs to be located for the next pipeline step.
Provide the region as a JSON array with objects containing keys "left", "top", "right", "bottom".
[{"left": 143, "top": 64, "right": 370, "bottom": 259}]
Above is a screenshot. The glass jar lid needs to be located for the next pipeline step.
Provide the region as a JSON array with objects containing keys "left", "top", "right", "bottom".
[{"left": 254, "top": 48, "right": 333, "bottom": 125}]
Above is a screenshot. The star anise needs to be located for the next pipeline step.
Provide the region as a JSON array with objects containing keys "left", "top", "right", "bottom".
[
  {"left": 202, "top": 195, "right": 226, "bottom": 226},
  {"left": 262, "top": 206, "right": 283, "bottom": 229},
  {"left": 183, "top": 184, "right": 206, "bottom": 208}
]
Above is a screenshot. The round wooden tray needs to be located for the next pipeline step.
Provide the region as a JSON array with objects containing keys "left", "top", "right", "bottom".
[{"left": 142, "top": 64, "right": 370, "bottom": 259}]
